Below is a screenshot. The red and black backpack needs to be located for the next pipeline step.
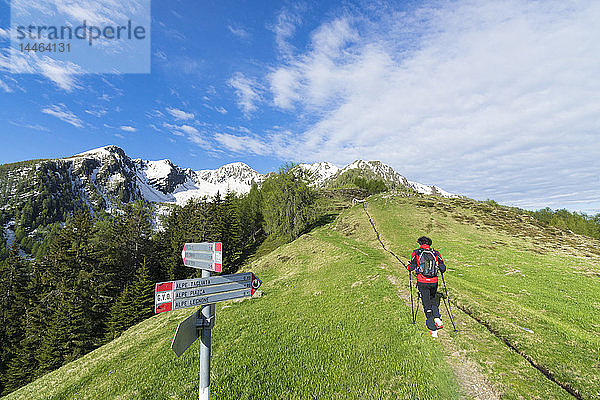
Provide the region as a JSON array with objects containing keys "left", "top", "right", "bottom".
[{"left": 416, "top": 248, "right": 439, "bottom": 277}]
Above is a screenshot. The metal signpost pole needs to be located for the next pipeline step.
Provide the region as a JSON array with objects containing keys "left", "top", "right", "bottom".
[
  {"left": 199, "top": 269, "right": 212, "bottom": 400},
  {"left": 155, "top": 243, "right": 262, "bottom": 399}
]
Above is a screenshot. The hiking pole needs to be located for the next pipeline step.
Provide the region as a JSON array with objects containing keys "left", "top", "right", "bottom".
[
  {"left": 415, "top": 286, "right": 421, "bottom": 317},
  {"left": 440, "top": 272, "right": 458, "bottom": 332},
  {"left": 409, "top": 270, "right": 415, "bottom": 324}
]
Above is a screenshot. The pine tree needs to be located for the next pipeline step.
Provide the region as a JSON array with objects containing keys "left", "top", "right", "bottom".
[
  {"left": 36, "top": 298, "right": 70, "bottom": 375},
  {"left": 105, "top": 285, "right": 135, "bottom": 340},
  {"left": 221, "top": 192, "right": 242, "bottom": 273},
  {"left": 0, "top": 243, "right": 29, "bottom": 394},
  {"left": 130, "top": 258, "right": 155, "bottom": 323}
]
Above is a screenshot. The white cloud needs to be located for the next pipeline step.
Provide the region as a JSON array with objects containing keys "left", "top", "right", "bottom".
[
  {"left": 227, "top": 25, "right": 249, "bottom": 40},
  {"left": 146, "top": 109, "right": 165, "bottom": 119},
  {"left": 120, "top": 125, "right": 136, "bottom": 132},
  {"left": 9, "top": 120, "right": 50, "bottom": 132},
  {"left": 155, "top": 49, "right": 167, "bottom": 60},
  {"left": 0, "top": 78, "right": 11, "bottom": 93},
  {"left": 85, "top": 108, "right": 108, "bottom": 117},
  {"left": 163, "top": 123, "right": 184, "bottom": 136},
  {"left": 0, "top": 28, "right": 9, "bottom": 39},
  {"left": 270, "top": 8, "right": 303, "bottom": 59},
  {"left": 214, "top": 132, "right": 270, "bottom": 155},
  {"left": 162, "top": 121, "right": 211, "bottom": 149},
  {"left": 215, "top": 106, "right": 228, "bottom": 115},
  {"left": 41, "top": 104, "right": 84, "bottom": 128},
  {"left": 228, "top": 72, "right": 263, "bottom": 117},
  {"left": 148, "top": 123, "right": 161, "bottom": 132},
  {"left": 11, "top": 0, "right": 145, "bottom": 28},
  {"left": 163, "top": 123, "right": 199, "bottom": 136},
  {"left": 0, "top": 49, "right": 83, "bottom": 91},
  {"left": 256, "top": 1, "right": 600, "bottom": 212},
  {"left": 179, "top": 125, "right": 199, "bottom": 135},
  {"left": 37, "top": 57, "right": 83, "bottom": 91},
  {"left": 166, "top": 107, "right": 195, "bottom": 120}
]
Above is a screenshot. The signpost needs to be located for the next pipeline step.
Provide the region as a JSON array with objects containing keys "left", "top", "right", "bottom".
[
  {"left": 154, "top": 272, "right": 262, "bottom": 314},
  {"left": 153, "top": 242, "right": 262, "bottom": 400},
  {"left": 181, "top": 242, "right": 223, "bottom": 272}
]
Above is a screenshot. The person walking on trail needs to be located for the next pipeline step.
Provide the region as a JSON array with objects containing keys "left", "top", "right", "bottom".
[{"left": 407, "top": 236, "right": 447, "bottom": 338}]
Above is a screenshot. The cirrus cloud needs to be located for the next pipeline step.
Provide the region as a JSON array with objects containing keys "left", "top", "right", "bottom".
[
  {"left": 41, "top": 103, "right": 84, "bottom": 128},
  {"left": 166, "top": 107, "right": 195, "bottom": 120}
]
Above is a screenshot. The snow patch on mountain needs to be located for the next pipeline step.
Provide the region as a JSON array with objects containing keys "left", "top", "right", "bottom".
[
  {"left": 337, "top": 160, "right": 457, "bottom": 197},
  {"left": 74, "top": 145, "right": 127, "bottom": 161},
  {"left": 339, "top": 160, "right": 409, "bottom": 186},
  {"left": 195, "top": 162, "right": 262, "bottom": 187},
  {"left": 298, "top": 162, "right": 340, "bottom": 186},
  {"left": 407, "top": 180, "right": 458, "bottom": 198}
]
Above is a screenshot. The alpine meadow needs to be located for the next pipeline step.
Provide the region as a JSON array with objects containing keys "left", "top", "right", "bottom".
[{"left": 2, "top": 1, "right": 600, "bottom": 399}]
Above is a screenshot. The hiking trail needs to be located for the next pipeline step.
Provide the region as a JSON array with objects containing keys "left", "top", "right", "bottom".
[{"left": 358, "top": 198, "right": 583, "bottom": 400}]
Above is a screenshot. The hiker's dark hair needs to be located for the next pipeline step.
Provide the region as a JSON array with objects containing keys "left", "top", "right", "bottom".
[{"left": 417, "top": 236, "right": 432, "bottom": 246}]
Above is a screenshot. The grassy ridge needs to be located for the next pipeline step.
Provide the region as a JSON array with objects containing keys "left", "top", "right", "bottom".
[
  {"left": 5, "top": 223, "right": 461, "bottom": 399},
  {"left": 345, "top": 194, "right": 600, "bottom": 399}
]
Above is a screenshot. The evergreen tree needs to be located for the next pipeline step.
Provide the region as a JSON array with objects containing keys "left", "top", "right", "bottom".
[
  {"left": 220, "top": 192, "right": 243, "bottom": 273},
  {"left": 130, "top": 258, "right": 155, "bottom": 323},
  {"left": 105, "top": 285, "right": 135, "bottom": 340},
  {"left": 0, "top": 243, "right": 29, "bottom": 394},
  {"left": 36, "top": 299, "right": 70, "bottom": 375},
  {"left": 238, "top": 183, "right": 264, "bottom": 245},
  {"left": 261, "top": 164, "right": 317, "bottom": 241}
]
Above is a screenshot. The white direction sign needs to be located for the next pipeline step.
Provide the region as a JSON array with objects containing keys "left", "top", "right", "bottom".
[
  {"left": 181, "top": 242, "right": 223, "bottom": 272},
  {"left": 155, "top": 272, "right": 262, "bottom": 314}
]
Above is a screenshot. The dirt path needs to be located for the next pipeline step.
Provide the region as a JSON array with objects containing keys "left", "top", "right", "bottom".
[{"left": 385, "top": 273, "right": 501, "bottom": 400}]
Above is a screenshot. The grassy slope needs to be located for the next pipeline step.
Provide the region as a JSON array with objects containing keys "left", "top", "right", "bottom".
[
  {"left": 342, "top": 194, "right": 599, "bottom": 399},
  {"left": 7, "top": 193, "right": 599, "bottom": 400},
  {"left": 5, "top": 216, "right": 461, "bottom": 400}
]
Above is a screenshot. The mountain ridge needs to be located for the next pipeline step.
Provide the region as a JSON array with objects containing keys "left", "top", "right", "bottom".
[{"left": 0, "top": 145, "right": 458, "bottom": 232}]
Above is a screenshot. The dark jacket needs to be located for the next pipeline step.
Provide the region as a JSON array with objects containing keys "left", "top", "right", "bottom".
[{"left": 407, "top": 244, "right": 446, "bottom": 283}]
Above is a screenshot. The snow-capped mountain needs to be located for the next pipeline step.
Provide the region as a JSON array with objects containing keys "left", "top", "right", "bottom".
[
  {"left": 337, "top": 160, "right": 410, "bottom": 186},
  {"left": 0, "top": 146, "right": 457, "bottom": 227},
  {"left": 329, "top": 160, "right": 457, "bottom": 197},
  {"left": 297, "top": 159, "right": 457, "bottom": 198},
  {"left": 297, "top": 162, "right": 340, "bottom": 186}
]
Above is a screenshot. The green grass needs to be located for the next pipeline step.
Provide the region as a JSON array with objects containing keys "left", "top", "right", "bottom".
[
  {"left": 342, "top": 193, "right": 600, "bottom": 399},
  {"left": 8, "top": 192, "right": 599, "bottom": 400},
  {"left": 5, "top": 223, "right": 461, "bottom": 400}
]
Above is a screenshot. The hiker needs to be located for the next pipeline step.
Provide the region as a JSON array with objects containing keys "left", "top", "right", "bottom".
[{"left": 407, "top": 236, "right": 447, "bottom": 338}]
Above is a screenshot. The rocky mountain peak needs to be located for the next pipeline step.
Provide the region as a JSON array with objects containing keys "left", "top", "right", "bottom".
[
  {"left": 196, "top": 162, "right": 262, "bottom": 186},
  {"left": 298, "top": 162, "right": 340, "bottom": 186},
  {"left": 339, "top": 160, "right": 409, "bottom": 186},
  {"left": 74, "top": 145, "right": 127, "bottom": 159}
]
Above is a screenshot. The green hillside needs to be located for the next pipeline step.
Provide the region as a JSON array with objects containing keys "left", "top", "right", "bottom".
[
  {"left": 339, "top": 194, "right": 599, "bottom": 399},
  {"left": 5, "top": 193, "right": 599, "bottom": 399}
]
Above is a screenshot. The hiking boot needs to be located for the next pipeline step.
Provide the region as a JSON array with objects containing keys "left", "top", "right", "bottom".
[
  {"left": 434, "top": 318, "right": 443, "bottom": 329},
  {"left": 428, "top": 330, "right": 438, "bottom": 338}
]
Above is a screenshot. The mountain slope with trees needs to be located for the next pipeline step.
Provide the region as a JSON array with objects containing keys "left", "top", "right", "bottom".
[{"left": 0, "top": 165, "right": 319, "bottom": 395}]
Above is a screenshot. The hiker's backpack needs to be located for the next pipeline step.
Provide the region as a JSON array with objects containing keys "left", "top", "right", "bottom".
[{"left": 417, "top": 249, "right": 439, "bottom": 277}]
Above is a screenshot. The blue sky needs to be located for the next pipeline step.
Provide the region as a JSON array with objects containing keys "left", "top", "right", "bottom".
[{"left": 1, "top": 0, "right": 599, "bottom": 214}]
